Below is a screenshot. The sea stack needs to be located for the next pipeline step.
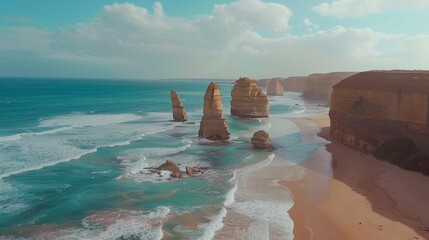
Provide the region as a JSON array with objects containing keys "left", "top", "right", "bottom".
[
  {"left": 231, "top": 77, "right": 269, "bottom": 118},
  {"left": 267, "top": 79, "right": 284, "bottom": 96},
  {"left": 170, "top": 90, "right": 187, "bottom": 122},
  {"left": 198, "top": 82, "right": 230, "bottom": 141},
  {"left": 251, "top": 130, "right": 274, "bottom": 149}
]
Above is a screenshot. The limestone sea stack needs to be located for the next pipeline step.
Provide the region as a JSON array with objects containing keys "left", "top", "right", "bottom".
[
  {"left": 231, "top": 77, "right": 269, "bottom": 118},
  {"left": 170, "top": 90, "right": 187, "bottom": 122},
  {"left": 251, "top": 130, "right": 274, "bottom": 149},
  {"left": 198, "top": 82, "right": 230, "bottom": 141},
  {"left": 267, "top": 78, "right": 284, "bottom": 96}
]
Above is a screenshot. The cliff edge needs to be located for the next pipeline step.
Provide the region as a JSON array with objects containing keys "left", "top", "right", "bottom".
[{"left": 329, "top": 70, "right": 429, "bottom": 174}]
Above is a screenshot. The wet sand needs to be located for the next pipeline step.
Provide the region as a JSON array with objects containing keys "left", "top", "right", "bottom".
[{"left": 281, "top": 114, "right": 429, "bottom": 240}]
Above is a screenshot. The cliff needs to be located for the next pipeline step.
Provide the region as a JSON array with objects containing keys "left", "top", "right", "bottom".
[
  {"left": 257, "top": 79, "right": 269, "bottom": 88},
  {"left": 303, "top": 72, "right": 357, "bottom": 104},
  {"left": 267, "top": 78, "right": 284, "bottom": 96},
  {"left": 330, "top": 70, "right": 429, "bottom": 174},
  {"left": 198, "top": 82, "right": 230, "bottom": 141},
  {"left": 170, "top": 90, "right": 187, "bottom": 122},
  {"left": 280, "top": 76, "right": 306, "bottom": 93},
  {"left": 231, "top": 77, "right": 269, "bottom": 118}
]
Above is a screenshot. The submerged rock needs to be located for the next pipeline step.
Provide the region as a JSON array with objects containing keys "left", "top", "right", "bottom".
[
  {"left": 198, "top": 82, "right": 230, "bottom": 141},
  {"left": 251, "top": 130, "right": 274, "bottom": 149},
  {"left": 230, "top": 77, "right": 269, "bottom": 118},
  {"left": 170, "top": 90, "right": 187, "bottom": 122}
]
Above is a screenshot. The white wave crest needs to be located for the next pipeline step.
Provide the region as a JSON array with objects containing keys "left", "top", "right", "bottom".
[{"left": 39, "top": 113, "right": 143, "bottom": 128}]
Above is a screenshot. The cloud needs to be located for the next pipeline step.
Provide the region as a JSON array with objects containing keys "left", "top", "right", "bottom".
[
  {"left": 303, "top": 18, "right": 318, "bottom": 29},
  {"left": 212, "top": 0, "right": 292, "bottom": 32},
  {"left": 313, "top": 0, "right": 429, "bottom": 17},
  {"left": 0, "top": 0, "right": 428, "bottom": 78},
  {"left": 2, "top": 15, "right": 32, "bottom": 23}
]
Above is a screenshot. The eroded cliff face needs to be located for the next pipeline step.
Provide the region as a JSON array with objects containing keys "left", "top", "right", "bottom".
[
  {"left": 231, "top": 77, "right": 269, "bottom": 118},
  {"left": 267, "top": 79, "right": 284, "bottom": 96},
  {"left": 280, "top": 76, "right": 306, "bottom": 93},
  {"left": 198, "top": 82, "right": 230, "bottom": 141},
  {"left": 303, "top": 72, "right": 357, "bottom": 104},
  {"left": 330, "top": 71, "right": 429, "bottom": 155},
  {"left": 170, "top": 90, "right": 187, "bottom": 122}
]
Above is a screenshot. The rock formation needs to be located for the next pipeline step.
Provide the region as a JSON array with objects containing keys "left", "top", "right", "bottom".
[
  {"left": 198, "top": 82, "right": 230, "bottom": 141},
  {"left": 170, "top": 90, "right": 187, "bottom": 122},
  {"left": 302, "top": 72, "right": 357, "bottom": 105},
  {"left": 251, "top": 130, "right": 274, "bottom": 149},
  {"left": 157, "top": 160, "right": 182, "bottom": 178},
  {"left": 329, "top": 70, "right": 429, "bottom": 175},
  {"left": 185, "top": 166, "right": 208, "bottom": 175},
  {"left": 267, "top": 79, "right": 284, "bottom": 96},
  {"left": 280, "top": 76, "right": 307, "bottom": 93},
  {"left": 230, "top": 77, "right": 269, "bottom": 118}
]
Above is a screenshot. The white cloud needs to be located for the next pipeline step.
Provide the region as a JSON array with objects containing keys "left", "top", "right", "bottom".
[
  {"left": 303, "top": 18, "right": 318, "bottom": 29},
  {"left": 0, "top": 0, "right": 428, "bottom": 78},
  {"left": 212, "top": 0, "right": 292, "bottom": 32},
  {"left": 314, "top": 0, "right": 429, "bottom": 17}
]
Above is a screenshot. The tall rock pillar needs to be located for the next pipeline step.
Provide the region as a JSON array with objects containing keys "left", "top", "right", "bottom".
[
  {"left": 170, "top": 90, "right": 188, "bottom": 122},
  {"left": 198, "top": 82, "right": 230, "bottom": 141}
]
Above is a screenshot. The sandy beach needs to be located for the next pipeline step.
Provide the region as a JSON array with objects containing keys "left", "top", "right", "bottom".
[{"left": 282, "top": 114, "right": 429, "bottom": 240}]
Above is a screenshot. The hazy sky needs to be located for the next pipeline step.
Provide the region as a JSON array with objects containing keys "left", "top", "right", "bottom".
[{"left": 1, "top": 0, "right": 428, "bottom": 79}]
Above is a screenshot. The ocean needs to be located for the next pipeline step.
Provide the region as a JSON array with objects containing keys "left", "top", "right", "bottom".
[{"left": 0, "top": 78, "right": 328, "bottom": 239}]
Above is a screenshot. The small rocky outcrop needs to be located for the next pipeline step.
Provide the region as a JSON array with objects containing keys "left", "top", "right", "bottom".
[
  {"left": 157, "top": 160, "right": 182, "bottom": 178},
  {"left": 170, "top": 90, "right": 187, "bottom": 122},
  {"left": 251, "top": 130, "right": 274, "bottom": 149},
  {"left": 185, "top": 166, "right": 208, "bottom": 175},
  {"left": 198, "top": 82, "right": 230, "bottom": 141},
  {"left": 267, "top": 79, "right": 284, "bottom": 96},
  {"left": 231, "top": 77, "right": 269, "bottom": 118}
]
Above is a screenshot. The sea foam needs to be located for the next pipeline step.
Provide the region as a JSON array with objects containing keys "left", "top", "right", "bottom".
[
  {"left": 39, "top": 207, "right": 171, "bottom": 240},
  {"left": 0, "top": 113, "right": 176, "bottom": 179}
]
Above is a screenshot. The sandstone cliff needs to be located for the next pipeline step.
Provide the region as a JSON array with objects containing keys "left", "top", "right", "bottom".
[
  {"left": 231, "top": 77, "right": 269, "bottom": 118},
  {"left": 303, "top": 72, "right": 357, "bottom": 104},
  {"left": 280, "top": 76, "right": 306, "bottom": 93},
  {"left": 251, "top": 130, "right": 274, "bottom": 149},
  {"left": 199, "top": 82, "right": 230, "bottom": 141},
  {"left": 267, "top": 78, "right": 284, "bottom": 96},
  {"left": 170, "top": 90, "right": 187, "bottom": 122},
  {"left": 329, "top": 70, "right": 429, "bottom": 174}
]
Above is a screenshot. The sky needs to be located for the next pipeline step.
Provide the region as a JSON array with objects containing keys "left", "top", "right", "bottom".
[{"left": 0, "top": 0, "right": 428, "bottom": 79}]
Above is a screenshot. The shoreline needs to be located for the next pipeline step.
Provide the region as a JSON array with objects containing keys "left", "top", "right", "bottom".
[{"left": 281, "top": 114, "right": 429, "bottom": 240}]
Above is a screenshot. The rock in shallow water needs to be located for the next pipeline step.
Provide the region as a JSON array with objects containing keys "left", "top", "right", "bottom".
[
  {"left": 157, "top": 160, "right": 182, "bottom": 178},
  {"left": 251, "top": 130, "right": 274, "bottom": 149}
]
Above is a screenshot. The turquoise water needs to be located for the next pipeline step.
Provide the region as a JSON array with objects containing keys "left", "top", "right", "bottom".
[{"left": 0, "top": 78, "right": 319, "bottom": 239}]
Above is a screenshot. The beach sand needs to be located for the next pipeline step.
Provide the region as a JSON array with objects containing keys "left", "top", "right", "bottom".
[{"left": 282, "top": 114, "right": 429, "bottom": 240}]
